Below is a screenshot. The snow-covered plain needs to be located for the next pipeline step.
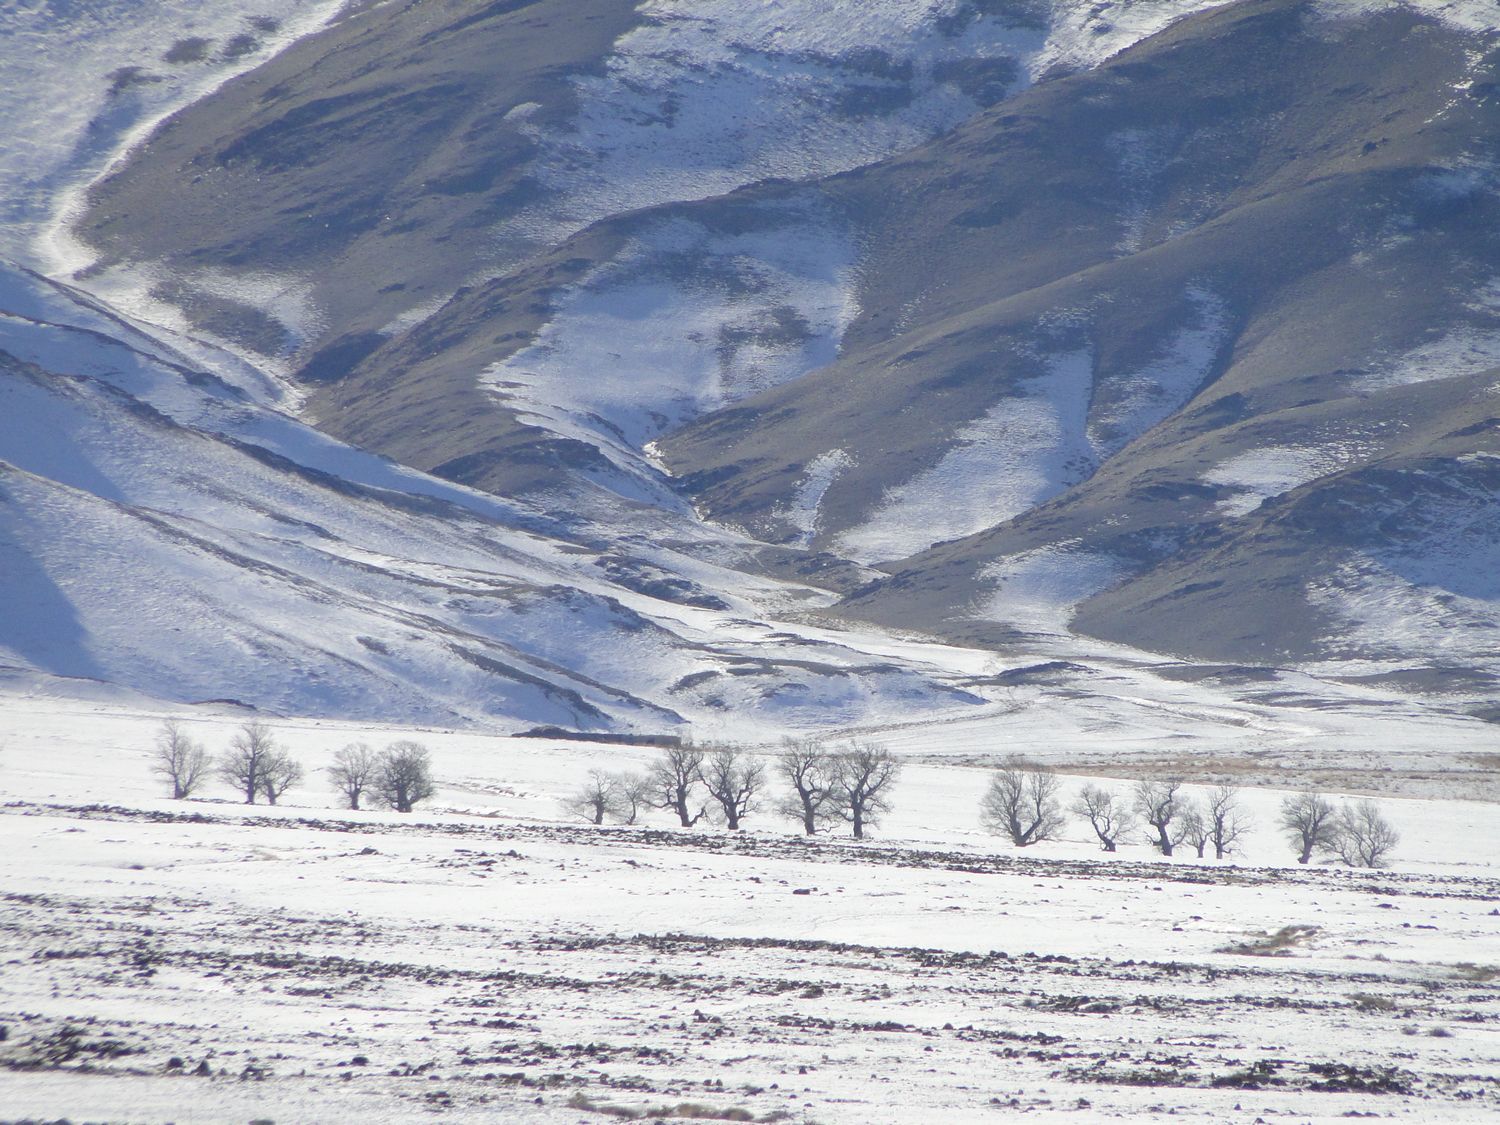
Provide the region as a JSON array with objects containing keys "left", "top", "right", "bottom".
[{"left": 0, "top": 698, "right": 1496, "bottom": 1122}]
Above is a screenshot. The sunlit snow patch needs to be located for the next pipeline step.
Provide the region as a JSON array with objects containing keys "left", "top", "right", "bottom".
[
  {"left": 1312, "top": 0, "right": 1500, "bottom": 34},
  {"left": 1309, "top": 561, "right": 1500, "bottom": 666},
  {"left": 1088, "top": 287, "right": 1230, "bottom": 459},
  {"left": 497, "top": 0, "right": 1051, "bottom": 257},
  {"left": 1, "top": 0, "right": 345, "bottom": 268},
  {"left": 834, "top": 349, "right": 1096, "bottom": 563},
  {"left": 1204, "top": 444, "right": 1361, "bottom": 517},
  {"left": 1365, "top": 270, "right": 1500, "bottom": 391},
  {"left": 978, "top": 545, "right": 1126, "bottom": 635},
  {"left": 1032, "top": 0, "right": 1238, "bottom": 76},
  {"left": 777, "top": 449, "right": 855, "bottom": 548},
  {"left": 482, "top": 201, "right": 859, "bottom": 487}
]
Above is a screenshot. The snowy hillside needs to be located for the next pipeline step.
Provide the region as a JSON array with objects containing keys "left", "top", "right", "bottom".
[
  {"left": 2, "top": 0, "right": 1498, "bottom": 744},
  {"left": 3, "top": 6, "right": 1499, "bottom": 1120},
  {"left": 0, "top": 261, "right": 999, "bottom": 732}
]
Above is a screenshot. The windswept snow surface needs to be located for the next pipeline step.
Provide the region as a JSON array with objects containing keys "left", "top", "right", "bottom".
[
  {"left": 1308, "top": 457, "right": 1500, "bottom": 666},
  {"left": 777, "top": 448, "right": 855, "bottom": 548},
  {"left": 835, "top": 349, "right": 1096, "bottom": 563},
  {"left": 0, "top": 700, "right": 1496, "bottom": 1122},
  {"left": 0, "top": 0, "right": 346, "bottom": 270},
  {"left": 1314, "top": 0, "right": 1500, "bottom": 34},
  {"left": 979, "top": 546, "right": 1126, "bottom": 635},
  {"left": 1088, "top": 287, "right": 1230, "bottom": 459},
  {"left": 482, "top": 200, "right": 860, "bottom": 487},
  {"left": 0, "top": 265, "right": 995, "bottom": 734},
  {"left": 497, "top": 0, "right": 1051, "bottom": 257},
  {"left": 1311, "top": 559, "right": 1500, "bottom": 665},
  {"left": 1204, "top": 444, "right": 1360, "bottom": 516},
  {"left": 1368, "top": 325, "right": 1500, "bottom": 390}
]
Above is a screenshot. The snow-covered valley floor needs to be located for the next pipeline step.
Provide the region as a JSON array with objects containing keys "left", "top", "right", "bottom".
[{"left": 1, "top": 700, "right": 1496, "bottom": 1123}]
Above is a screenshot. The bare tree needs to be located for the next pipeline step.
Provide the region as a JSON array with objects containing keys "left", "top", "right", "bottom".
[
  {"left": 1181, "top": 801, "right": 1210, "bottom": 858},
  {"left": 612, "top": 772, "right": 652, "bottom": 825},
  {"left": 327, "top": 742, "right": 377, "bottom": 810},
  {"left": 219, "top": 720, "right": 279, "bottom": 805},
  {"left": 980, "top": 758, "right": 1065, "bottom": 847},
  {"left": 700, "top": 744, "right": 764, "bottom": 830},
  {"left": 1205, "top": 784, "right": 1252, "bottom": 859},
  {"left": 649, "top": 743, "right": 707, "bottom": 828},
  {"left": 1072, "top": 784, "right": 1136, "bottom": 852},
  {"left": 775, "top": 738, "right": 836, "bottom": 835},
  {"left": 1278, "top": 791, "right": 1338, "bottom": 864},
  {"left": 830, "top": 742, "right": 901, "bottom": 840},
  {"left": 1134, "top": 777, "right": 1188, "bottom": 856},
  {"left": 373, "top": 740, "right": 435, "bottom": 813},
  {"left": 152, "top": 719, "right": 209, "bottom": 799},
  {"left": 1329, "top": 799, "right": 1400, "bottom": 867},
  {"left": 564, "top": 769, "right": 620, "bottom": 825},
  {"left": 258, "top": 749, "right": 303, "bottom": 806}
]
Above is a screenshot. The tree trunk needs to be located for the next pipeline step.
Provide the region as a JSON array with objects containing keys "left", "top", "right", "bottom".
[
  {"left": 1155, "top": 824, "right": 1173, "bottom": 856},
  {"left": 852, "top": 806, "right": 864, "bottom": 839},
  {"left": 798, "top": 791, "right": 817, "bottom": 834},
  {"left": 1102, "top": 838, "right": 1116, "bottom": 852}
]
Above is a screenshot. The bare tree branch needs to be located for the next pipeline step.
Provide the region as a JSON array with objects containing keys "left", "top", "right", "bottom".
[
  {"left": 648, "top": 743, "right": 707, "bottom": 828},
  {"left": 1329, "top": 799, "right": 1400, "bottom": 867},
  {"left": 829, "top": 742, "right": 901, "bottom": 840},
  {"left": 775, "top": 737, "right": 835, "bottom": 836},
  {"left": 152, "top": 719, "right": 209, "bottom": 800},
  {"left": 218, "top": 720, "right": 278, "bottom": 805},
  {"left": 701, "top": 744, "right": 764, "bottom": 830},
  {"left": 1206, "top": 784, "right": 1252, "bottom": 860},
  {"left": 373, "top": 741, "right": 434, "bottom": 812},
  {"left": 1072, "top": 784, "right": 1136, "bottom": 852},
  {"left": 327, "top": 742, "right": 377, "bottom": 810},
  {"left": 1278, "top": 791, "right": 1338, "bottom": 864},
  {"left": 980, "top": 758, "right": 1065, "bottom": 847},
  {"left": 564, "top": 769, "right": 620, "bottom": 825},
  {"left": 1134, "top": 778, "right": 1187, "bottom": 856}
]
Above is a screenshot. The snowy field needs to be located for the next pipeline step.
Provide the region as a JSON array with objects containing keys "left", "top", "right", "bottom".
[{"left": 1, "top": 697, "right": 1496, "bottom": 1123}]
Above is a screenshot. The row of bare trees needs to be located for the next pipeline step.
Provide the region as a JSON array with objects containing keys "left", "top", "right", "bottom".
[
  {"left": 564, "top": 740, "right": 901, "bottom": 839},
  {"left": 979, "top": 760, "right": 1400, "bottom": 867},
  {"left": 152, "top": 720, "right": 434, "bottom": 812},
  {"left": 1278, "top": 791, "right": 1400, "bottom": 868}
]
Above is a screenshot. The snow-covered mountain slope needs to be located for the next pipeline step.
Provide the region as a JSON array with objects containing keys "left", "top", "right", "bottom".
[
  {"left": 0, "top": 0, "right": 348, "bottom": 269},
  {"left": 3, "top": 0, "right": 1498, "bottom": 735},
  {"left": 659, "top": 0, "right": 1500, "bottom": 675},
  {"left": 0, "top": 261, "right": 1007, "bottom": 732}
]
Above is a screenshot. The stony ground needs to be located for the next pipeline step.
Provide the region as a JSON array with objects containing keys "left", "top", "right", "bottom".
[{"left": 3, "top": 797, "right": 1497, "bottom": 1124}]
